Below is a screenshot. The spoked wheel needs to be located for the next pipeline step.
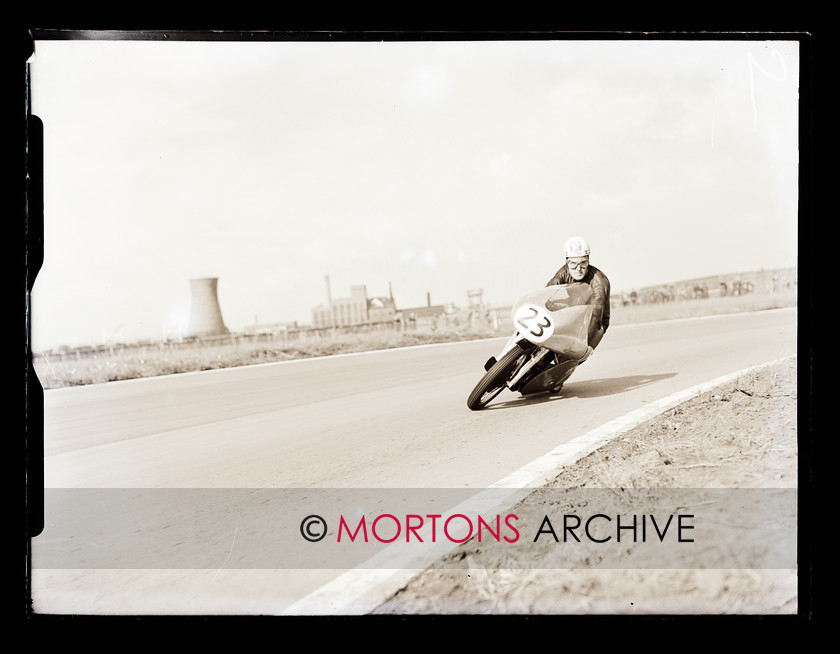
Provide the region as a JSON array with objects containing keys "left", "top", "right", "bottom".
[{"left": 467, "top": 343, "right": 530, "bottom": 410}]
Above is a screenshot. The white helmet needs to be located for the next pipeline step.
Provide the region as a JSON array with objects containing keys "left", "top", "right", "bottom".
[{"left": 564, "top": 236, "right": 591, "bottom": 258}]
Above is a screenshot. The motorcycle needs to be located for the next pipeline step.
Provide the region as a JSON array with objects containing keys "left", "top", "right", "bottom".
[{"left": 467, "top": 283, "right": 594, "bottom": 410}]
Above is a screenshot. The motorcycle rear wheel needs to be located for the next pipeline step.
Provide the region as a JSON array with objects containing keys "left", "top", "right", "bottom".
[{"left": 467, "top": 344, "right": 528, "bottom": 410}]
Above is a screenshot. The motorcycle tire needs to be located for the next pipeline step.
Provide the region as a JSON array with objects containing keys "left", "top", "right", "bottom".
[{"left": 466, "top": 343, "right": 529, "bottom": 410}]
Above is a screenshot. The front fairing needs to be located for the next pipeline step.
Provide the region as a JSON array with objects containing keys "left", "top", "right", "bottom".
[{"left": 510, "top": 284, "right": 593, "bottom": 359}]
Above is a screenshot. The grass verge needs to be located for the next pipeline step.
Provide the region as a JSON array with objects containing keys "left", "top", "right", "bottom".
[{"left": 32, "top": 289, "right": 796, "bottom": 390}]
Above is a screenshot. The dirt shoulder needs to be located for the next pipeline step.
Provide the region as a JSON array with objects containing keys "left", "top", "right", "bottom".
[{"left": 374, "top": 356, "right": 801, "bottom": 615}]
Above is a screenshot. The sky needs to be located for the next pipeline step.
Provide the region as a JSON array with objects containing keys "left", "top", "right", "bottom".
[{"left": 27, "top": 35, "right": 801, "bottom": 350}]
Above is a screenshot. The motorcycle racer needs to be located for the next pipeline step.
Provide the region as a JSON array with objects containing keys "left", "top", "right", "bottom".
[
  {"left": 546, "top": 236, "right": 611, "bottom": 361},
  {"left": 467, "top": 238, "right": 610, "bottom": 407}
]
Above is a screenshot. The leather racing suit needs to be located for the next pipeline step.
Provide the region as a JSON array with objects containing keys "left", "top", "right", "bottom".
[{"left": 546, "top": 263, "right": 611, "bottom": 350}]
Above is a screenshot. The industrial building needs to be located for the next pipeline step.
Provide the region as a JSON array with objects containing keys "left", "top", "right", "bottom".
[{"left": 311, "top": 283, "right": 398, "bottom": 328}]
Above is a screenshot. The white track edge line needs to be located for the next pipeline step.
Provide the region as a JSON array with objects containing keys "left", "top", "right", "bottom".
[{"left": 280, "top": 354, "right": 796, "bottom": 616}]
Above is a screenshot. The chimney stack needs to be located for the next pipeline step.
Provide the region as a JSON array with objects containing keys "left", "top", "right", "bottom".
[{"left": 325, "top": 275, "right": 334, "bottom": 327}]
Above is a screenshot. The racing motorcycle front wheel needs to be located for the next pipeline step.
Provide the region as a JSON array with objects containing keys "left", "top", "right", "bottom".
[{"left": 466, "top": 343, "right": 532, "bottom": 411}]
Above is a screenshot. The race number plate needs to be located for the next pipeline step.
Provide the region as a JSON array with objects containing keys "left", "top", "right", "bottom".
[{"left": 513, "top": 303, "right": 555, "bottom": 343}]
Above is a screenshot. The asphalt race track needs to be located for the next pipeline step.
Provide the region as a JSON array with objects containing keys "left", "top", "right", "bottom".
[{"left": 30, "top": 308, "right": 797, "bottom": 615}]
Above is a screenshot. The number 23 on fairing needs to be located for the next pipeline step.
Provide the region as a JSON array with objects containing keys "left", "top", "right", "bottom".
[{"left": 513, "top": 303, "right": 554, "bottom": 343}]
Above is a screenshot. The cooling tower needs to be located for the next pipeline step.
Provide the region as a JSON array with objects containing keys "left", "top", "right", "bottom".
[{"left": 187, "top": 278, "right": 229, "bottom": 337}]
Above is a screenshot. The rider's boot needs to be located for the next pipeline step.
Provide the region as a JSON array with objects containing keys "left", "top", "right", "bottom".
[{"left": 550, "top": 354, "right": 565, "bottom": 393}]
